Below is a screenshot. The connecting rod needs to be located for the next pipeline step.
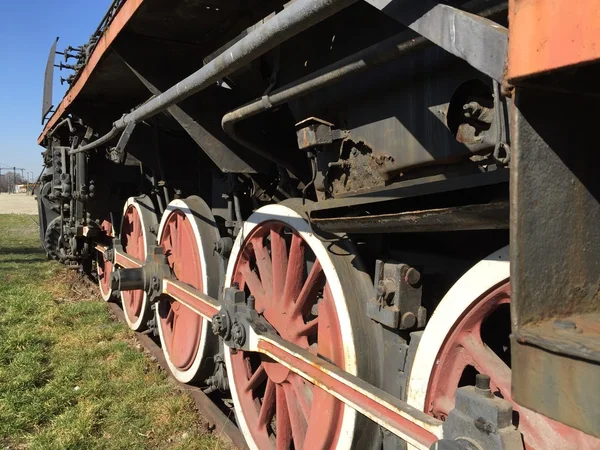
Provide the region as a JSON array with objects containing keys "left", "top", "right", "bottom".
[{"left": 105, "top": 244, "right": 443, "bottom": 449}]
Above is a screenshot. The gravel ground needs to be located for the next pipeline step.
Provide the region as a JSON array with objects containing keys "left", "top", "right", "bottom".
[{"left": 0, "top": 193, "right": 38, "bottom": 214}]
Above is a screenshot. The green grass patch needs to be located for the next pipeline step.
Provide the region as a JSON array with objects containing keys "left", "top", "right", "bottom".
[{"left": 0, "top": 215, "right": 229, "bottom": 449}]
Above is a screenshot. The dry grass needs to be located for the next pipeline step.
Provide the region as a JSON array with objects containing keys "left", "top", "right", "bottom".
[{"left": 0, "top": 215, "right": 231, "bottom": 450}]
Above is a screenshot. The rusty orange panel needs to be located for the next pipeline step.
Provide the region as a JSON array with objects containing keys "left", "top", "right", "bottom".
[
  {"left": 508, "top": 0, "right": 600, "bottom": 81},
  {"left": 38, "top": 0, "right": 145, "bottom": 145}
]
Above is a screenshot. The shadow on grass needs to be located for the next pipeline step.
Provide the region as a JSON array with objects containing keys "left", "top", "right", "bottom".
[{"left": 0, "top": 246, "right": 44, "bottom": 255}]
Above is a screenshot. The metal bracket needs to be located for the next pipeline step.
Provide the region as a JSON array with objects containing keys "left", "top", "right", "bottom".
[
  {"left": 295, "top": 117, "right": 347, "bottom": 150},
  {"left": 365, "top": 1, "right": 508, "bottom": 82},
  {"left": 212, "top": 286, "right": 276, "bottom": 352},
  {"left": 109, "top": 121, "right": 136, "bottom": 164},
  {"left": 436, "top": 374, "right": 524, "bottom": 450},
  {"left": 367, "top": 261, "right": 426, "bottom": 329}
]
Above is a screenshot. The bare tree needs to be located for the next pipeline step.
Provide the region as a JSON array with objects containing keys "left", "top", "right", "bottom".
[{"left": 0, "top": 172, "right": 26, "bottom": 193}]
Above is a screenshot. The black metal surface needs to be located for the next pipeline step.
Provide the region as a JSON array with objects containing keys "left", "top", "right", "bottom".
[
  {"left": 308, "top": 169, "right": 508, "bottom": 213},
  {"left": 312, "top": 201, "right": 508, "bottom": 233},
  {"left": 109, "top": 121, "right": 136, "bottom": 164},
  {"left": 115, "top": 54, "right": 267, "bottom": 174},
  {"left": 42, "top": 38, "right": 58, "bottom": 124},
  {"left": 365, "top": 1, "right": 508, "bottom": 82},
  {"left": 221, "top": 30, "right": 429, "bottom": 139},
  {"left": 367, "top": 261, "right": 425, "bottom": 329},
  {"left": 71, "top": 0, "right": 359, "bottom": 157},
  {"left": 510, "top": 87, "right": 600, "bottom": 437},
  {"left": 113, "top": 0, "right": 359, "bottom": 130},
  {"left": 442, "top": 380, "right": 523, "bottom": 449},
  {"left": 511, "top": 336, "right": 600, "bottom": 439}
]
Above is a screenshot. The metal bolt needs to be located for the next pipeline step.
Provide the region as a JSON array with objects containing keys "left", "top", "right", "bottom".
[
  {"left": 151, "top": 276, "right": 160, "bottom": 293},
  {"left": 475, "top": 373, "right": 491, "bottom": 391},
  {"left": 553, "top": 319, "right": 576, "bottom": 330},
  {"left": 376, "top": 281, "right": 387, "bottom": 300},
  {"left": 401, "top": 312, "right": 417, "bottom": 329},
  {"left": 212, "top": 314, "right": 224, "bottom": 335},
  {"left": 231, "top": 322, "right": 245, "bottom": 347},
  {"left": 553, "top": 319, "right": 582, "bottom": 334},
  {"left": 405, "top": 267, "right": 421, "bottom": 286},
  {"left": 248, "top": 295, "right": 255, "bottom": 310}
]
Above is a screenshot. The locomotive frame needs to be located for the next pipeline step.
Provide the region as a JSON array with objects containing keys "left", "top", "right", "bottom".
[{"left": 37, "top": 1, "right": 600, "bottom": 449}]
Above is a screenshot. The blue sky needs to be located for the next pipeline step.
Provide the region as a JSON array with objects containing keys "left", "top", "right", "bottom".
[{"left": 0, "top": 0, "right": 112, "bottom": 178}]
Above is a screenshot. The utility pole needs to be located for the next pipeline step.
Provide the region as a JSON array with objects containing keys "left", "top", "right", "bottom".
[{"left": 9, "top": 167, "right": 27, "bottom": 193}]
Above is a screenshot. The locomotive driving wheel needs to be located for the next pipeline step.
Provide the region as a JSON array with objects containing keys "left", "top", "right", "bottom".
[
  {"left": 155, "top": 197, "right": 220, "bottom": 383},
  {"left": 97, "top": 216, "right": 115, "bottom": 301},
  {"left": 406, "top": 246, "right": 597, "bottom": 450},
  {"left": 120, "top": 196, "right": 157, "bottom": 331},
  {"left": 223, "top": 201, "right": 381, "bottom": 450}
]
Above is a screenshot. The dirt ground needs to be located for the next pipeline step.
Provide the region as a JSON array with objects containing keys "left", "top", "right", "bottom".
[{"left": 0, "top": 192, "right": 37, "bottom": 214}]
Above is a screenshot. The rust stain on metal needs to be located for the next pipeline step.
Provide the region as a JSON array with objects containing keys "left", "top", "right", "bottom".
[
  {"left": 38, "top": 0, "right": 146, "bottom": 144},
  {"left": 257, "top": 337, "right": 441, "bottom": 449},
  {"left": 329, "top": 140, "right": 394, "bottom": 195}
]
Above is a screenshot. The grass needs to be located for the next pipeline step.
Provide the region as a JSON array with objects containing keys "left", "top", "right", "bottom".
[{"left": 0, "top": 215, "right": 229, "bottom": 450}]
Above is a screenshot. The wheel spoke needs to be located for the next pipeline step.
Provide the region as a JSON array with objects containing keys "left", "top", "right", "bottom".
[
  {"left": 291, "top": 260, "right": 323, "bottom": 317},
  {"left": 228, "top": 219, "right": 351, "bottom": 450},
  {"left": 166, "top": 306, "right": 175, "bottom": 327},
  {"left": 287, "top": 374, "right": 312, "bottom": 420},
  {"left": 258, "top": 379, "right": 276, "bottom": 429},
  {"left": 315, "top": 285, "right": 339, "bottom": 360},
  {"left": 283, "top": 382, "right": 308, "bottom": 450},
  {"left": 270, "top": 228, "right": 288, "bottom": 303},
  {"left": 296, "top": 317, "right": 319, "bottom": 338},
  {"left": 276, "top": 385, "right": 293, "bottom": 450},
  {"left": 461, "top": 334, "right": 512, "bottom": 395},
  {"left": 252, "top": 236, "right": 273, "bottom": 300},
  {"left": 283, "top": 234, "right": 305, "bottom": 309},
  {"left": 245, "top": 364, "right": 267, "bottom": 393},
  {"left": 240, "top": 263, "right": 267, "bottom": 304},
  {"left": 170, "top": 309, "right": 179, "bottom": 350}
]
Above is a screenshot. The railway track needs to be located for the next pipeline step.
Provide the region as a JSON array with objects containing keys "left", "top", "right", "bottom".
[{"left": 80, "top": 274, "right": 248, "bottom": 450}]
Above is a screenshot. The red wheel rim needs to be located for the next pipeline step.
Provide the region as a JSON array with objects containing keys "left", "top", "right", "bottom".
[
  {"left": 426, "top": 281, "right": 596, "bottom": 449},
  {"left": 97, "top": 219, "right": 113, "bottom": 297},
  {"left": 121, "top": 204, "right": 147, "bottom": 324},
  {"left": 230, "top": 221, "right": 345, "bottom": 450},
  {"left": 157, "top": 210, "right": 203, "bottom": 370}
]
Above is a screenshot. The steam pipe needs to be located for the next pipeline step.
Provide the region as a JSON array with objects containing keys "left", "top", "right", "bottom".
[
  {"left": 68, "top": 0, "right": 357, "bottom": 155},
  {"left": 47, "top": 117, "right": 75, "bottom": 138},
  {"left": 223, "top": 33, "right": 428, "bottom": 134},
  {"left": 221, "top": 3, "right": 506, "bottom": 154},
  {"left": 113, "top": 0, "right": 358, "bottom": 128},
  {"left": 69, "top": 126, "right": 119, "bottom": 155}
]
